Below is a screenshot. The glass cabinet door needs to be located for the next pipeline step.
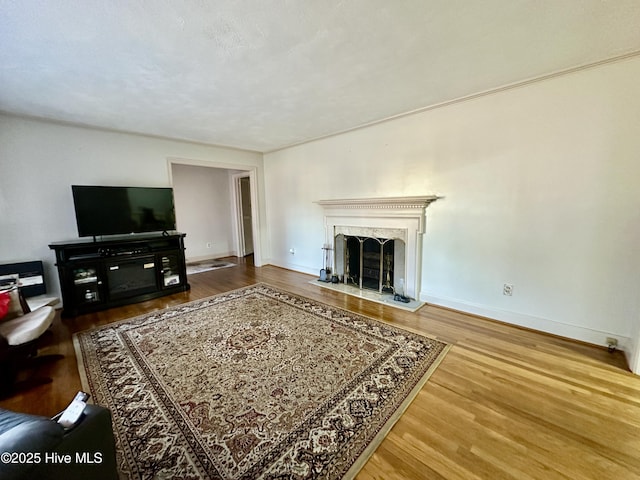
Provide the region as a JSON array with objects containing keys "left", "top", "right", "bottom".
[
  {"left": 161, "top": 255, "right": 182, "bottom": 288},
  {"left": 72, "top": 265, "right": 102, "bottom": 305}
]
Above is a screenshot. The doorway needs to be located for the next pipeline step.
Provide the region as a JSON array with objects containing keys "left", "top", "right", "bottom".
[{"left": 168, "top": 158, "right": 262, "bottom": 267}]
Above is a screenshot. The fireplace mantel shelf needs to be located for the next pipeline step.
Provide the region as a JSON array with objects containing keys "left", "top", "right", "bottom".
[{"left": 315, "top": 196, "right": 439, "bottom": 210}]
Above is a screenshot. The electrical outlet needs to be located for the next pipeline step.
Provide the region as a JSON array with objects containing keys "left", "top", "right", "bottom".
[
  {"left": 503, "top": 283, "right": 514, "bottom": 296},
  {"left": 206, "top": 242, "right": 212, "bottom": 249},
  {"left": 606, "top": 337, "right": 618, "bottom": 347},
  {"left": 289, "top": 248, "right": 295, "bottom": 255}
]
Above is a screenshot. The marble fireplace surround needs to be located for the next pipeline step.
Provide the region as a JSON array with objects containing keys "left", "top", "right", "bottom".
[{"left": 316, "top": 196, "right": 439, "bottom": 300}]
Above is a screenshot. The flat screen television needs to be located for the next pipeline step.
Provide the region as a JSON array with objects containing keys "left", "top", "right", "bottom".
[{"left": 72, "top": 185, "right": 177, "bottom": 237}]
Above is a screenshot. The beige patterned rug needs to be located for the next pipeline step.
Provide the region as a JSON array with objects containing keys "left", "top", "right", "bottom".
[{"left": 74, "top": 284, "right": 449, "bottom": 479}]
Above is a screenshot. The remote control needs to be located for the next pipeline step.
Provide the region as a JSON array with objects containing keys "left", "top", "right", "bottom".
[{"left": 57, "top": 391, "right": 90, "bottom": 428}]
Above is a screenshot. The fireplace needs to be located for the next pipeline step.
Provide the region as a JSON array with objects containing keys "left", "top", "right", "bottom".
[
  {"left": 316, "top": 196, "right": 438, "bottom": 300},
  {"left": 106, "top": 256, "right": 157, "bottom": 299}
]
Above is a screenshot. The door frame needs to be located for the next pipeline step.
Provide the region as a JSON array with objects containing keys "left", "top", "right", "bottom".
[{"left": 167, "top": 157, "right": 263, "bottom": 267}]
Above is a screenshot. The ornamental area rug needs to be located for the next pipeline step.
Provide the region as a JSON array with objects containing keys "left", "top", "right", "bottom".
[{"left": 74, "top": 283, "right": 450, "bottom": 479}]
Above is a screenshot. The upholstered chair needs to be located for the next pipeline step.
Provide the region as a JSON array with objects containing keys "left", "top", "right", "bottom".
[{"left": 0, "top": 286, "right": 57, "bottom": 397}]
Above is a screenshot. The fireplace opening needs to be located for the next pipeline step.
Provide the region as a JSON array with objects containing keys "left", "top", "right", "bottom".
[
  {"left": 344, "top": 236, "right": 394, "bottom": 293},
  {"left": 106, "top": 256, "right": 157, "bottom": 299}
]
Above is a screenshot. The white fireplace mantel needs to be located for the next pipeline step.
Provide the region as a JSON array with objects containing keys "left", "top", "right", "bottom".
[{"left": 316, "top": 196, "right": 439, "bottom": 299}]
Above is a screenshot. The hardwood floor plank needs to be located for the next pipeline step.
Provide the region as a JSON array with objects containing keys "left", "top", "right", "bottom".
[
  {"left": 2, "top": 260, "right": 639, "bottom": 479},
  {"left": 362, "top": 439, "right": 448, "bottom": 480},
  {"left": 420, "top": 381, "right": 639, "bottom": 479},
  {"left": 385, "top": 427, "right": 486, "bottom": 480}
]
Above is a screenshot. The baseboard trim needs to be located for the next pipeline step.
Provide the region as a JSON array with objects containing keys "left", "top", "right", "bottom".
[
  {"left": 421, "top": 293, "right": 631, "bottom": 354},
  {"left": 268, "top": 260, "right": 319, "bottom": 277}
]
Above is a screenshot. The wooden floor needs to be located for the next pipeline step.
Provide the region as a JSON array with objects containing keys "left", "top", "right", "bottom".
[{"left": 2, "top": 259, "right": 639, "bottom": 479}]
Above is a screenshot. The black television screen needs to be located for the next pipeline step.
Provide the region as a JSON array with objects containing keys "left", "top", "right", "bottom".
[{"left": 72, "top": 185, "right": 177, "bottom": 237}]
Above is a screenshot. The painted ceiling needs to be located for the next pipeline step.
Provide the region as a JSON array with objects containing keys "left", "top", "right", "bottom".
[{"left": 1, "top": 1, "right": 639, "bottom": 152}]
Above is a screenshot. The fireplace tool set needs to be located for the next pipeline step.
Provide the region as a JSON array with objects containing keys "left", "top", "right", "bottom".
[{"left": 319, "top": 244, "right": 336, "bottom": 283}]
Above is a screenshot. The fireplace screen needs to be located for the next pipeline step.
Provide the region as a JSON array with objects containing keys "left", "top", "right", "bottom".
[{"left": 343, "top": 236, "right": 395, "bottom": 293}]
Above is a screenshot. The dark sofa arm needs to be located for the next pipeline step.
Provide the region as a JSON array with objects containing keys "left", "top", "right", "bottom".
[
  {"left": 0, "top": 411, "right": 65, "bottom": 480},
  {"left": 52, "top": 404, "right": 118, "bottom": 480},
  {"left": 0, "top": 405, "right": 118, "bottom": 480}
]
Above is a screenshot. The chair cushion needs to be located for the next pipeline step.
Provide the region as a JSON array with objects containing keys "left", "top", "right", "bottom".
[{"left": 0, "top": 306, "right": 55, "bottom": 346}]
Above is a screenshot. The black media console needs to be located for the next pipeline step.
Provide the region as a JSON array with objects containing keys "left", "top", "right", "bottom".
[{"left": 49, "top": 233, "right": 190, "bottom": 317}]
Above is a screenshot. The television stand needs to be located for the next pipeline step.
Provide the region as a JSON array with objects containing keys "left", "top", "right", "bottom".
[{"left": 49, "top": 233, "right": 190, "bottom": 317}]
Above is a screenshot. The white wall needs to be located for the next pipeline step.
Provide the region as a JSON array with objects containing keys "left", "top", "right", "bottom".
[
  {"left": 171, "top": 164, "right": 238, "bottom": 261},
  {"left": 263, "top": 56, "right": 640, "bottom": 366},
  {"left": 0, "top": 115, "right": 264, "bottom": 299}
]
